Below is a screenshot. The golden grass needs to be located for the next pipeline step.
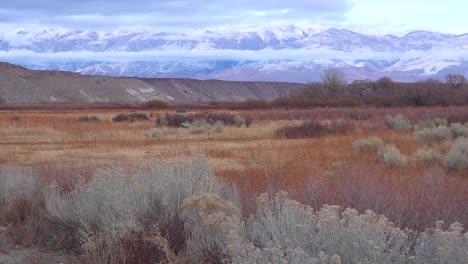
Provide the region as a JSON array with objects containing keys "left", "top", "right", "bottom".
[{"left": 0, "top": 108, "right": 458, "bottom": 174}]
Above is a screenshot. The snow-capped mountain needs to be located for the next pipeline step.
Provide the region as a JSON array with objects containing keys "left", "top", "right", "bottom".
[{"left": 1, "top": 25, "right": 467, "bottom": 82}]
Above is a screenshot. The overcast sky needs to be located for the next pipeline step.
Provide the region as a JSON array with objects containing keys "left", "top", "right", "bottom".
[{"left": 0, "top": 0, "right": 467, "bottom": 34}]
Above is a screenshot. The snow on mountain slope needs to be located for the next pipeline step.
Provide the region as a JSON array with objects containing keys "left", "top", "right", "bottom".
[{"left": 0, "top": 25, "right": 467, "bottom": 82}]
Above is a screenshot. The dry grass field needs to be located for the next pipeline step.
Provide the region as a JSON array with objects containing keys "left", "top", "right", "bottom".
[{"left": 0, "top": 105, "right": 467, "bottom": 263}]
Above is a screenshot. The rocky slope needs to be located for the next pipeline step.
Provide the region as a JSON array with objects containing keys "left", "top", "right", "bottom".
[{"left": 0, "top": 62, "right": 303, "bottom": 104}]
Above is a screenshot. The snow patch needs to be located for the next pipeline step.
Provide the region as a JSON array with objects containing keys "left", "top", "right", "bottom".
[
  {"left": 126, "top": 89, "right": 140, "bottom": 97},
  {"left": 139, "top": 87, "right": 155, "bottom": 94}
]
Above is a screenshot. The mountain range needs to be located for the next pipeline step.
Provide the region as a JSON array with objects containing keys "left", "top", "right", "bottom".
[{"left": 1, "top": 25, "right": 467, "bottom": 82}]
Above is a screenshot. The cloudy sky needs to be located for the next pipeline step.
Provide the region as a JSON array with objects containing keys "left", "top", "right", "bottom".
[{"left": 0, "top": 0, "right": 467, "bottom": 34}]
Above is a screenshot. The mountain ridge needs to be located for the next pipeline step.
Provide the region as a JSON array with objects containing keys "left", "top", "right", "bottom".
[
  {"left": 1, "top": 26, "right": 467, "bottom": 82},
  {"left": 0, "top": 62, "right": 303, "bottom": 104}
]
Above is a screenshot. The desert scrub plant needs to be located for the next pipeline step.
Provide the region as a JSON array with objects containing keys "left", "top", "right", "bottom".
[
  {"left": 182, "top": 118, "right": 210, "bottom": 134},
  {"left": 414, "top": 118, "right": 448, "bottom": 131},
  {"left": 413, "top": 221, "right": 468, "bottom": 264},
  {"left": 181, "top": 193, "right": 242, "bottom": 263},
  {"left": 229, "top": 192, "right": 468, "bottom": 264},
  {"left": 353, "top": 136, "right": 384, "bottom": 153},
  {"left": 43, "top": 156, "right": 238, "bottom": 260},
  {"left": 213, "top": 120, "right": 224, "bottom": 133},
  {"left": 150, "top": 128, "right": 170, "bottom": 138},
  {"left": 0, "top": 168, "right": 38, "bottom": 206},
  {"left": 377, "top": 144, "right": 407, "bottom": 167},
  {"left": 0, "top": 168, "right": 41, "bottom": 227},
  {"left": 164, "top": 112, "right": 241, "bottom": 127},
  {"left": 415, "top": 126, "right": 453, "bottom": 145},
  {"left": 275, "top": 120, "right": 352, "bottom": 139},
  {"left": 450, "top": 123, "right": 468, "bottom": 137},
  {"left": 76, "top": 116, "right": 101, "bottom": 123},
  {"left": 434, "top": 117, "right": 449, "bottom": 127},
  {"left": 385, "top": 114, "right": 412, "bottom": 130},
  {"left": 44, "top": 156, "right": 237, "bottom": 234},
  {"left": 412, "top": 148, "right": 441, "bottom": 164},
  {"left": 82, "top": 228, "right": 175, "bottom": 264},
  {"left": 112, "top": 113, "right": 149, "bottom": 122},
  {"left": 229, "top": 192, "right": 411, "bottom": 264},
  {"left": 234, "top": 115, "right": 245, "bottom": 127},
  {"left": 443, "top": 137, "right": 468, "bottom": 172},
  {"left": 244, "top": 115, "right": 254, "bottom": 128},
  {"left": 157, "top": 113, "right": 168, "bottom": 127},
  {"left": 432, "top": 125, "right": 453, "bottom": 141},
  {"left": 415, "top": 128, "right": 436, "bottom": 145},
  {"left": 112, "top": 113, "right": 130, "bottom": 122}
]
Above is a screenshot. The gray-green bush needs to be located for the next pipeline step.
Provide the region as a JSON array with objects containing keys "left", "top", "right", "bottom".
[
  {"left": 412, "top": 148, "right": 441, "bottom": 164},
  {"left": 234, "top": 115, "right": 245, "bottom": 128},
  {"left": 377, "top": 144, "right": 407, "bottom": 167},
  {"left": 182, "top": 118, "right": 210, "bottom": 134},
  {"left": 353, "top": 136, "right": 384, "bottom": 152},
  {"left": 415, "top": 126, "right": 453, "bottom": 145},
  {"left": 183, "top": 191, "right": 468, "bottom": 264},
  {"left": 43, "top": 156, "right": 238, "bottom": 261},
  {"left": 444, "top": 137, "right": 468, "bottom": 171},
  {"left": 451, "top": 123, "right": 468, "bottom": 138},
  {"left": 0, "top": 158, "right": 467, "bottom": 263},
  {"left": 0, "top": 168, "right": 38, "bottom": 205},
  {"left": 158, "top": 113, "right": 168, "bottom": 127},
  {"left": 385, "top": 114, "right": 412, "bottom": 130},
  {"left": 414, "top": 118, "right": 448, "bottom": 131}
]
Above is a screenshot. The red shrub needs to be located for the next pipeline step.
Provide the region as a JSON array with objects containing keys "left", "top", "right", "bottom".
[
  {"left": 32, "top": 162, "right": 95, "bottom": 194},
  {"left": 274, "top": 120, "right": 352, "bottom": 139}
]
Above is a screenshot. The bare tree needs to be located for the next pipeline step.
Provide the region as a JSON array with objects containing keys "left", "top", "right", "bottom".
[
  {"left": 351, "top": 80, "right": 373, "bottom": 101},
  {"left": 446, "top": 74, "right": 466, "bottom": 89},
  {"left": 295, "top": 83, "right": 327, "bottom": 98},
  {"left": 322, "top": 68, "right": 347, "bottom": 96},
  {"left": 376, "top": 76, "right": 394, "bottom": 90}
]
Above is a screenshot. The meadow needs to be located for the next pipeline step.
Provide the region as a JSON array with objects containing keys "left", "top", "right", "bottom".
[{"left": 0, "top": 105, "right": 467, "bottom": 263}]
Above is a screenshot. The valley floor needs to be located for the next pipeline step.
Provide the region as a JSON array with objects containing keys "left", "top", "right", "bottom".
[{"left": 0, "top": 106, "right": 467, "bottom": 263}]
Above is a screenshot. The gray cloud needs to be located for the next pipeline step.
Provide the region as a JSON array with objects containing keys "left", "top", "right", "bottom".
[{"left": 0, "top": 0, "right": 353, "bottom": 29}]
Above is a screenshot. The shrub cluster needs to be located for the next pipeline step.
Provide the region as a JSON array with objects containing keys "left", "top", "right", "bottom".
[
  {"left": 451, "top": 123, "right": 468, "bottom": 137},
  {"left": 275, "top": 119, "right": 352, "bottom": 139},
  {"left": 0, "top": 160, "right": 467, "bottom": 263},
  {"left": 185, "top": 191, "right": 467, "bottom": 263},
  {"left": 377, "top": 144, "right": 408, "bottom": 167},
  {"left": 385, "top": 114, "right": 412, "bottom": 130},
  {"left": 412, "top": 148, "right": 441, "bottom": 164},
  {"left": 353, "top": 136, "right": 384, "bottom": 152},
  {"left": 180, "top": 119, "right": 225, "bottom": 134},
  {"left": 112, "top": 112, "right": 149, "bottom": 122},
  {"left": 414, "top": 118, "right": 448, "bottom": 130},
  {"left": 182, "top": 118, "right": 211, "bottom": 134},
  {"left": 43, "top": 156, "right": 238, "bottom": 262},
  {"left": 149, "top": 128, "right": 171, "bottom": 138},
  {"left": 161, "top": 112, "right": 249, "bottom": 128},
  {"left": 76, "top": 116, "right": 101, "bottom": 123},
  {"left": 416, "top": 127, "right": 453, "bottom": 145},
  {"left": 444, "top": 137, "right": 468, "bottom": 172},
  {"left": 415, "top": 120, "right": 468, "bottom": 145},
  {"left": 354, "top": 137, "right": 407, "bottom": 167}
]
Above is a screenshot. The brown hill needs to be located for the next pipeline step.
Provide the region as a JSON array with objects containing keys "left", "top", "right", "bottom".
[{"left": 0, "top": 62, "right": 304, "bottom": 104}]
